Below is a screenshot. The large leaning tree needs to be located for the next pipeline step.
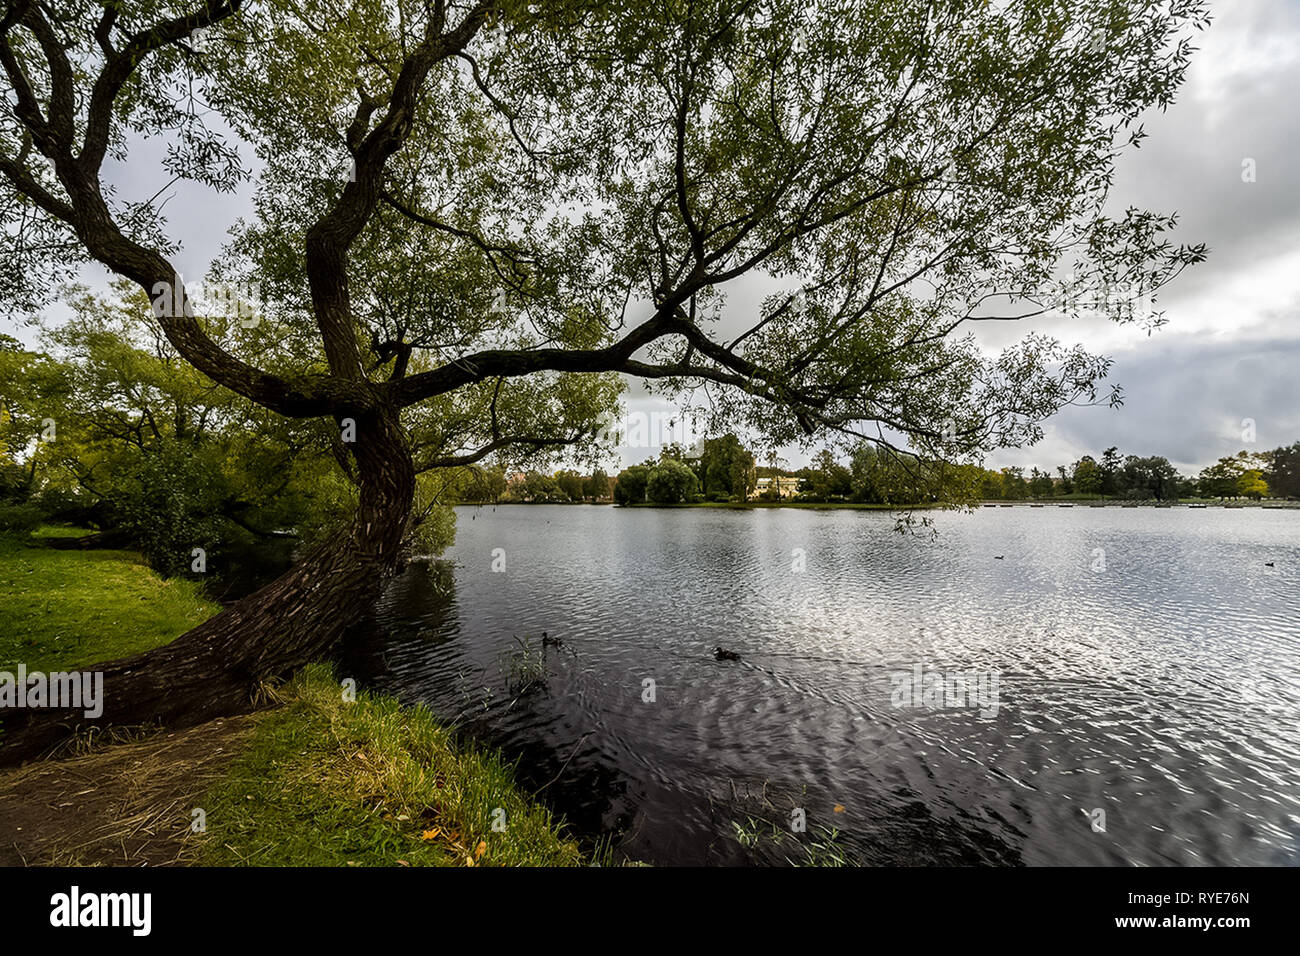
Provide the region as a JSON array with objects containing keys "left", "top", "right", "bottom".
[{"left": 0, "top": 0, "right": 1207, "bottom": 759}]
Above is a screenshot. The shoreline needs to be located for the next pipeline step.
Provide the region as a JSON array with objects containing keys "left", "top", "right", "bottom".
[{"left": 0, "top": 531, "right": 602, "bottom": 867}]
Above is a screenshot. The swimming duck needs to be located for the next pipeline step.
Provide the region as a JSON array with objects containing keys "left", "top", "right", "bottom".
[
  {"left": 993, "top": 555, "right": 1005, "bottom": 560},
  {"left": 1265, "top": 561, "right": 1275, "bottom": 567},
  {"left": 714, "top": 646, "right": 741, "bottom": 662},
  {"left": 541, "top": 631, "right": 563, "bottom": 648}
]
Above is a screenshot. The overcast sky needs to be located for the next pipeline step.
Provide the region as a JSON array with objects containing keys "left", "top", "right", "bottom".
[{"left": 7, "top": 0, "right": 1298, "bottom": 476}]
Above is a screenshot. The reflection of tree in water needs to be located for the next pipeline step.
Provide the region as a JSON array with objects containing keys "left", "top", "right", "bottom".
[
  {"left": 340, "top": 559, "right": 461, "bottom": 674},
  {"left": 468, "top": 727, "right": 636, "bottom": 862}
]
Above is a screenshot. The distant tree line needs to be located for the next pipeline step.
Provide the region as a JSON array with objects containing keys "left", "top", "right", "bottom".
[
  {"left": 972, "top": 446, "right": 1297, "bottom": 502},
  {"left": 449, "top": 439, "right": 1300, "bottom": 509},
  {"left": 441, "top": 465, "right": 613, "bottom": 509},
  {"left": 605, "top": 436, "right": 1300, "bottom": 506},
  {"left": 449, "top": 465, "right": 615, "bottom": 504},
  {"left": 613, "top": 437, "right": 967, "bottom": 505}
]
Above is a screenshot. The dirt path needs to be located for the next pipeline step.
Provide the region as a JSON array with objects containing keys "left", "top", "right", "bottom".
[{"left": 0, "top": 715, "right": 256, "bottom": 866}]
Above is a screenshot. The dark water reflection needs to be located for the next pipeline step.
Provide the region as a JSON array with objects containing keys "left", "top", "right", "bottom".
[{"left": 344, "top": 505, "right": 1300, "bottom": 866}]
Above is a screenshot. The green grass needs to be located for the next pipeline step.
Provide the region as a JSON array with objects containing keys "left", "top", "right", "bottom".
[
  {"left": 30, "top": 525, "right": 97, "bottom": 539},
  {"left": 0, "top": 528, "right": 218, "bottom": 671},
  {"left": 198, "top": 664, "right": 593, "bottom": 867}
]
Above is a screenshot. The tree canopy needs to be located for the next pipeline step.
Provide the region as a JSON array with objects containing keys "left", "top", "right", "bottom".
[{"left": 2, "top": 0, "right": 1209, "bottom": 475}]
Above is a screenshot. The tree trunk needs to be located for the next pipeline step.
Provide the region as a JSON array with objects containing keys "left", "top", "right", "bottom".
[{"left": 0, "top": 404, "right": 415, "bottom": 766}]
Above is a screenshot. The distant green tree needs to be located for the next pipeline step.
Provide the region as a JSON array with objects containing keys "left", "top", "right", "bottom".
[
  {"left": 1099, "top": 447, "right": 1124, "bottom": 495},
  {"left": 554, "top": 469, "right": 586, "bottom": 502},
  {"left": 1073, "top": 456, "right": 1103, "bottom": 496},
  {"left": 1197, "top": 452, "right": 1267, "bottom": 499},
  {"left": 613, "top": 464, "right": 653, "bottom": 505},
  {"left": 1029, "top": 467, "right": 1054, "bottom": 498},
  {"left": 1198, "top": 457, "right": 1239, "bottom": 498},
  {"left": 849, "top": 445, "right": 885, "bottom": 502},
  {"left": 523, "top": 471, "right": 561, "bottom": 502},
  {"left": 1265, "top": 443, "right": 1300, "bottom": 498},
  {"left": 462, "top": 465, "right": 507, "bottom": 504},
  {"left": 583, "top": 467, "right": 611, "bottom": 501},
  {"left": 699, "top": 433, "right": 757, "bottom": 500},
  {"left": 1055, "top": 465, "right": 1074, "bottom": 495},
  {"left": 1149, "top": 456, "right": 1181, "bottom": 501},
  {"left": 801, "top": 449, "right": 853, "bottom": 501},
  {"left": 1119, "top": 455, "right": 1180, "bottom": 500},
  {"left": 850, "top": 445, "right": 926, "bottom": 503},
  {"left": 978, "top": 470, "right": 1004, "bottom": 500},
  {"left": 1000, "top": 467, "right": 1029, "bottom": 500},
  {"left": 646, "top": 459, "right": 700, "bottom": 503}
]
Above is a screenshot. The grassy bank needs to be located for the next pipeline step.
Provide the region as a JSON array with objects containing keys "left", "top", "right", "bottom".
[
  {"left": 0, "top": 529, "right": 595, "bottom": 866},
  {"left": 201, "top": 664, "right": 589, "bottom": 866},
  {"left": 0, "top": 528, "right": 217, "bottom": 670}
]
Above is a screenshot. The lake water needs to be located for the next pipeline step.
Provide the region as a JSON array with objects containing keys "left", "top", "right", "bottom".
[{"left": 344, "top": 504, "right": 1300, "bottom": 866}]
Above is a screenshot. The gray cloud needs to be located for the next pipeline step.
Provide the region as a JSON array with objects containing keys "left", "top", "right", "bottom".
[{"left": 992, "top": 330, "right": 1300, "bottom": 475}]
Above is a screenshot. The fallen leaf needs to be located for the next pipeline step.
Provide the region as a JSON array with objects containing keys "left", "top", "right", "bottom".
[
  {"left": 421, "top": 828, "right": 441, "bottom": 841},
  {"left": 833, "top": 804, "right": 846, "bottom": 813},
  {"left": 474, "top": 841, "right": 487, "bottom": 860}
]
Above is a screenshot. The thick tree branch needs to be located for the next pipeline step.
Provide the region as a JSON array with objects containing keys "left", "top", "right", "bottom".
[{"left": 305, "top": 2, "right": 493, "bottom": 380}]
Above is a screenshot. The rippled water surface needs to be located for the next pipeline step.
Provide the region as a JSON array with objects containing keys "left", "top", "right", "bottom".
[{"left": 345, "top": 505, "right": 1300, "bottom": 866}]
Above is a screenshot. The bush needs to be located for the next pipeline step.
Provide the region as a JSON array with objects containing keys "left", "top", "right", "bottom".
[
  {"left": 408, "top": 502, "right": 457, "bottom": 556},
  {"left": 613, "top": 464, "right": 652, "bottom": 504},
  {"left": 0, "top": 462, "right": 33, "bottom": 501},
  {"left": 109, "top": 441, "right": 227, "bottom": 576},
  {"left": 0, "top": 500, "right": 43, "bottom": 536},
  {"left": 30, "top": 486, "right": 92, "bottom": 522},
  {"left": 646, "top": 459, "right": 700, "bottom": 503}
]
